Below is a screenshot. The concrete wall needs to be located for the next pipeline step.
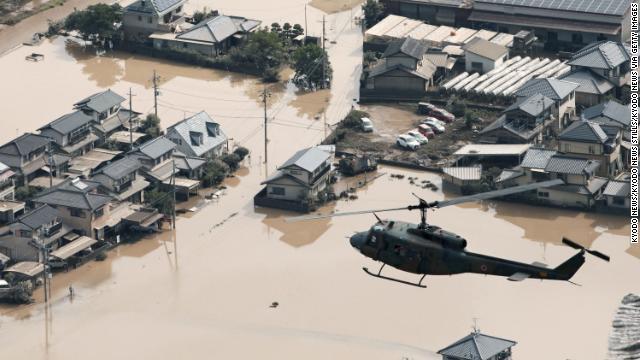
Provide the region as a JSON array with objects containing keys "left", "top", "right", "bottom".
[
  {"left": 153, "top": 38, "right": 220, "bottom": 57},
  {"left": 465, "top": 52, "right": 504, "bottom": 74},
  {"left": 575, "top": 92, "right": 604, "bottom": 108},
  {"left": 372, "top": 70, "right": 427, "bottom": 92},
  {"left": 266, "top": 183, "right": 307, "bottom": 201},
  {"left": 538, "top": 188, "right": 592, "bottom": 208},
  {"left": 606, "top": 195, "right": 630, "bottom": 209}
]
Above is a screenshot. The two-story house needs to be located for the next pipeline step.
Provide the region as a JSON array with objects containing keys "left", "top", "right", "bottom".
[
  {"left": 0, "top": 205, "right": 72, "bottom": 263},
  {"left": 256, "top": 146, "right": 333, "bottom": 212},
  {"left": 560, "top": 41, "right": 631, "bottom": 106},
  {"left": 31, "top": 178, "right": 113, "bottom": 239},
  {"left": 129, "top": 136, "right": 177, "bottom": 183},
  {"left": 538, "top": 155, "right": 607, "bottom": 209},
  {"left": 0, "top": 133, "right": 51, "bottom": 186},
  {"left": 122, "top": 0, "right": 187, "bottom": 43},
  {"left": 581, "top": 100, "right": 630, "bottom": 139},
  {"left": 558, "top": 120, "right": 622, "bottom": 177},
  {"left": 38, "top": 110, "right": 98, "bottom": 157},
  {"left": 480, "top": 93, "right": 556, "bottom": 144},
  {"left": 438, "top": 330, "right": 516, "bottom": 360},
  {"left": 73, "top": 89, "right": 141, "bottom": 142},
  {"left": 514, "top": 78, "right": 579, "bottom": 131},
  {"left": 92, "top": 156, "right": 149, "bottom": 203},
  {"left": 0, "top": 162, "right": 16, "bottom": 200},
  {"left": 166, "top": 111, "right": 228, "bottom": 158},
  {"left": 364, "top": 37, "right": 437, "bottom": 95}
]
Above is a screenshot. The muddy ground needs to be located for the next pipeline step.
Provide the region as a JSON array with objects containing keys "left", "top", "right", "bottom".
[{"left": 336, "top": 103, "right": 499, "bottom": 166}]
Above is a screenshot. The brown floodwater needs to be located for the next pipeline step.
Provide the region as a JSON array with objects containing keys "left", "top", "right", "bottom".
[{"left": 0, "top": 1, "right": 637, "bottom": 359}]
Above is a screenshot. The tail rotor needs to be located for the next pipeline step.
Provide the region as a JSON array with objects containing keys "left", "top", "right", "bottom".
[{"left": 562, "top": 237, "right": 610, "bottom": 262}]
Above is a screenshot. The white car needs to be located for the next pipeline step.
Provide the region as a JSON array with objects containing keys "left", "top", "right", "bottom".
[
  {"left": 421, "top": 118, "right": 446, "bottom": 134},
  {"left": 396, "top": 134, "right": 420, "bottom": 150},
  {"left": 407, "top": 130, "right": 429, "bottom": 144},
  {"left": 360, "top": 117, "right": 374, "bottom": 132}
]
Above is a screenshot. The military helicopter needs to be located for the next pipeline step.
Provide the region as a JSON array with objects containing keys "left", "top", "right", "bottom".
[{"left": 288, "top": 179, "right": 609, "bottom": 288}]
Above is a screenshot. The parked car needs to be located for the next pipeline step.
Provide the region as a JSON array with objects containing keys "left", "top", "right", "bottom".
[
  {"left": 417, "top": 102, "right": 437, "bottom": 115},
  {"left": 396, "top": 134, "right": 420, "bottom": 150},
  {"left": 421, "top": 119, "right": 445, "bottom": 134},
  {"left": 360, "top": 117, "right": 374, "bottom": 132},
  {"left": 417, "top": 124, "right": 436, "bottom": 138},
  {"left": 430, "top": 108, "right": 455, "bottom": 123},
  {"left": 407, "top": 130, "right": 429, "bottom": 144}
]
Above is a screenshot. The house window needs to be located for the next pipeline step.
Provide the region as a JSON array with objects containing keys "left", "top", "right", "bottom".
[
  {"left": 538, "top": 191, "right": 549, "bottom": 198},
  {"left": 269, "top": 187, "right": 285, "bottom": 196},
  {"left": 19, "top": 230, "right": 32, "bottom": 238},
  {"left": 564, "top": 143, "right": 571, "bottom": 152},
  {"left": 613, "top": 197, "right": 625, "bottom": 205},
  {"left": 588, "top": 145, "right": 595, "bottom": 154},
  {"left": 94, "top": 207, "right": 105, "bottom": 218},
  {"left": 70, "top": 208, "right": 86, "bottom": 218},
  {"left": 147, "top": 17, "right": 153, "bottom": 24}
]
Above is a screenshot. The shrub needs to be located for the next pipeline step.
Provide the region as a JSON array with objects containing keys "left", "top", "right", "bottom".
[
  {"left": 450, "top": 101, "right": 467, "bottom": 117},
  {"left": 145, "top": 187, "right": 173, "bottom": 215},
  {"left": 341, "top": 110, "right": 370, "bottom": 128},
  {"left": 262, "top": 67, "right": 280, "bottom": 82},
  {"left": 221, "top": 153, "right": 242, "bottom": 171},
  {"left": 15, "top": 186, "right": 37, "bottom": 201},
  {"left": 202, "top": 159, "right": 230, "bottom": 187},
  {"left": 233, "top": 146, "right": 249, "bottom": 160}
]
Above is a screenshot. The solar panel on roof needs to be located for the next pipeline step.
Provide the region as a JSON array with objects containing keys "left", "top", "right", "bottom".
[{"left": 477, "top": 0, "right": 629, "bottom": 15}]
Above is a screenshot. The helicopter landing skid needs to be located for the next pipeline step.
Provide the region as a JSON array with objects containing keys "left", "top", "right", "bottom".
[{"left": 362, "top": 265, "right": 427, "bottom": 288}]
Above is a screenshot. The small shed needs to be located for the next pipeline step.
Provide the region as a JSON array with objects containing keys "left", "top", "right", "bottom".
[
  {"left": 463, "top": 37, "right": 508, "bottom": 74},
  {"left": 4, "top": 261, "right": 44, "bottom": 282},
  {"left": 442, "top": 166, "right": 482, "bottom": 193},
  {"left": 454, "top": 144, "right": 531, "bottom": 168}
]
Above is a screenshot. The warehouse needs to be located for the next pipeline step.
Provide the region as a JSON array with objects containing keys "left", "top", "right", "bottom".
[
  {"left": 469, "top": 0, "right": 631, "bottom": 50},
  {"left": 380, "top": 0, "right": 473, "bottom": 27}
]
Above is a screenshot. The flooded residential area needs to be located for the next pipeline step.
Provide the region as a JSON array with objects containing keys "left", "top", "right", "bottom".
[{"left": 0, "top": 0, "right": 637, "bottom": 359}]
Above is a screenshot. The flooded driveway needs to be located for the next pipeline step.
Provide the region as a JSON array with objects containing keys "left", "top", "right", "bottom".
[{"left": 0, "top": 1, "right": 637, "bottom": 359}]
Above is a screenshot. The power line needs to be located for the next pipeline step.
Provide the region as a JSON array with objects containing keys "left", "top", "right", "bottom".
[{"left": 161, "top": 87, "right": 256, "bottom": 103}]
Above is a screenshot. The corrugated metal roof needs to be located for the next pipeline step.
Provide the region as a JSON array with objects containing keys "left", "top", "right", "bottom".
[
  {"left": 74, "top": 89, "right": 125, "bottom": 113},
  {"left": 424, "top": 52, "right": 450, "bottom": 68},
  {"left": 280, "top": 147, "right": 331, "bottom": 173},
  {"left": 544, "top": 156, "right": 600, "bottom": 175},
  {"left": 167, "top": 111, "right": 227, "bottom": 157},
  {"left": 438, "top": 332, "right": 516, "bottom": 360},
  {"left": 505, "top": 93, "right": 554, "bottom": 117},
  {"left": 520, "top": 148, "right": 557, "bottom": 169},
  {"left": 568, "top": 41, "right": 630, "bottom": 70},
  {"left": 514, "top": 78, "right": 579, "bottom": 101},
  {"left": 443, "top": 166, "right": 482, "bottom": 180},
  {"left": 136, "top": 136, "right": 176, "bottom": 159},
  {"left": 0, "top": 133, "right": 50, "bottom": 156},
  {"left": 603, "top": 180, "right": 630, "bottom": 197},
  {"left": 454, "top": 144, "right": 531, "bottom": 156},
  {"left": 383, "top": 37, "right": 427, "bottom": 60},
  {"left": 582, "top": 100, "right": 630, "bottom": 127},
  {"left": 475, "top": 0, "right": 630, "bottom": 16},
  {"left": 40, "top": 110, "right": 93, "bottom": 135},
  {"left": 559, "top": 70, "right": 615, "bottom": 95},
  {"left": 559, "top": 121, "right": 607, "bottom": 143},
  {"left": 463, "top": 37, "right": 507, "bottom": 60},
  {"left": 50, "top": 236, "right": 97, "bottom": 260}
]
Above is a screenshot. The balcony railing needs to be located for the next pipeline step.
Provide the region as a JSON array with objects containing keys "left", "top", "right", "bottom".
[
  {"left": 44, "top": 221, "right": 62, "bottom": 237},
  {"left": 116, "top": 179, "right": 133, "bottom": 193},
  {"left": 68, "top": 127, "right": 91, "bottom": 145}
]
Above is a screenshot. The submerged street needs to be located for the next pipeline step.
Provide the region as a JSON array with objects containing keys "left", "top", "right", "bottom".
[{"left": 0, "top": 0, "right": 637, "bottom": 359}]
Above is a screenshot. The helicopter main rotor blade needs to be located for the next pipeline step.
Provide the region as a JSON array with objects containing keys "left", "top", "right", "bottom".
[
  {"left": 286, "top": 207, "right": 408, "bottom": 222},
  {"left": 433, "top": 179, "right": 564, "bottom": 208}
]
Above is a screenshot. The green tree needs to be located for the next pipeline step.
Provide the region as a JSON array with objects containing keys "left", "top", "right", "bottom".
[
  {"left": 292, "top": 44, "right": 332, "bottom": 90},
  {"left": 231, "top": 30, "right": 285, "bottom": 81},
  {"left": 201, "top": 159, "right": 230, "bottom": 187},
  {"left": 145, "top": 187, "right": 173, "bottom": 215},
  {"left": 221, "top": 153, "right": 241, "bottom": 171},
  {"left": 362, "top": 0, "right": 384, "bottom": 28},
  {"left": 141, "top": 114, "right": 161, "bottom": 138},
  {"left": 341, "top": 110, "right": 370, "bottom": 128},
  {"left": 192, "top": 8, "right": 217, "bottom": 24},
  {"left": 282, "top": 22, "right": 292, "bottom": 38},
  {"left": 64, "top": 3, "right": 122, "bottom": 40},
  {"left": 292, "top": 24, "right": 304, "bottom": 37},
  {"left": 270, "top": 22, "right": 282, "bottom": 34},
  {"left": 15, "top": 186, "right": 37, "bottom": 201},
  {"left": 363, "top": 51, "right": 379, "bottom": 67},
  {"left": 233, "top": 146, "right": 249, "bottom": 160}
]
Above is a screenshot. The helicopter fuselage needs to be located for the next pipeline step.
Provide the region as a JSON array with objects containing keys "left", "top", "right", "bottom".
[{"left": 350, "top": 220, "right": 585, "bottom": 282}]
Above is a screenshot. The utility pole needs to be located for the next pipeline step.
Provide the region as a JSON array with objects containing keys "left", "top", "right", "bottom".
[
  {"left": 321, "top": 15, "right": 326, "bottom": 89},
  {"left": 39, "top": 234, "right": 49, "bottom": 304},
  {"left": 304, "top": 4, "right": 308, "bottom": 44},
  {"left": 46, "top": 148, "right": 53, "bottom": 188},
  {"left": 171, "top": 159, "right": 176, "bottom": 229},
  {"left": 260, "top": 85, "right": 271, "bottom": 164},
  {"left": 152, "top": 70, "right": 160, "bottom": 118},
  {"left": 128, "top": 87, "right": 134, "bottom": 151}
]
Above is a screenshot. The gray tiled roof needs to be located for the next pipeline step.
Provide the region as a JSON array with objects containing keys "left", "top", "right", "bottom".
[
  {"left": 478, "top": 115, "right": 541, "bottom": 141},
  {"left": 560, "top": 70, "right": 614, "bottom": 95},
  {"left": 125, "top": 0, "right": 184, "bottom": 14},
  {"left": 383, "top": 37, "right": 427, "bottom": 60},
  {"left": 280, "top": 147, "right": 331, "bottom": 173},
  {"left": 177, "top": 15, "right": 261, "bottom": 44},
  {"left": 475, "top": 0, "right": 630, "bottom": 16},
  {"left": 74, "top": 89, "right": 125, "bottom": 114},
  {"left": 136, "top": 136, "right": 176, "bottom": 159},
  {"left": 514, "top": 78, "right": 579, "bottom": 101},
  {"left": 544, "top": 156, "right": 600, "bottom": 175},
  {"left": 496, "top": 168, "right": 524, "bottom": 183},
  {"left": 438, "top": 332, "right": 516, "bottom": 360},
  {"left": 520, "top": 148, "right": 557, "bottom": 169},
  {"left": 603, "top": 180, "right": 630, "bottom": 197},
  {"left": 505, "top": 93, "right": 554, "bottom": 117},
  {"left": 167, "top": 111, "right": 227, "bottom": 157},
  {"left": 463, "top": 37, "right": 508, "bottom": 61},
  {"left": 39, "top": 110, "right": 93, "bottom": 135},
  {"left": 34, "top": 188, "right": 112, "bottom": 210},
  {"left": 369, "top": 61, "right": 436, "bottom": 80},
  {"left": 0, "top": 133, "right": 50, "bottom": 156},
  {"left": 559, "top": 121, "right": 607, "bottom": 143},
  {"left": 17, "top": 205, "right": 59, "bottom": 230},
  {"left": 97, "top": 156, "right": 141, "bottom": 180},
  {"left": 172, "top": 153, "right": 206, "bottom": 171},
  {"left": 424, "top": 52, "right": 449, "bottom": 68},
  {"left": 582, "top": 100, "right": 630, "bottom": 128},
  {"left": 568, "top": 41, "right": 630, "bottom": 70}
]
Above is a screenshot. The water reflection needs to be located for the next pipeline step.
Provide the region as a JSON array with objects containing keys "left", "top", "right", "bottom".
[{"left": 258, "top": 205, "right": 334, "bottom": 247}]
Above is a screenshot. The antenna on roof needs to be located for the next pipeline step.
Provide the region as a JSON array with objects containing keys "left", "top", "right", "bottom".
[{"left": 472, "top": 318, "right": 480, "bottom": 335}]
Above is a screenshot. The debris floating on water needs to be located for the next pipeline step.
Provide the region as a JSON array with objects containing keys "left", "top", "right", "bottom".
[{"left": 270, "top": 302, "right": 279, "bottom": 308}]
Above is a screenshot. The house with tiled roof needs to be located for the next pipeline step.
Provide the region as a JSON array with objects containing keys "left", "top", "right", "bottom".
[
  {"left": 558, "top": 120, "right": 622, "bottom": 177},
  {"left": 92, "top": 156, "right": 149, "bottom": 203},
  {"left": 129, "top": 136, "right": 178, "bottom": 183},
  {"left": 32, "top": 178, "right": 113, "bottom": 239},
  {"left": 480, "top": 93, "right": 556, "bottom": 144},
  {"left": 74, "top": 89, "right": 141, "bottom": 141},
  {"left": 438, "top": 330, "right": 516, "bottom": 360},
  {"left": 0, "top": 133, "right": 51, "bottom": 186},
  {"left": 166, "top": 111, "right": 227, "bottom": 158},
  {"left": 122, "top": 0, "right": 188, "bottom": 42},
  {"left": 0, "top": 161, "right": 16, "bottom": 201},
  {"left": 39, "top": 110, "right": 98, "bottom": 156},
  {"left": 602, "top": 179, "right": 630, "bottom": 209},
  {"left": 150, "top": 14, "right": 261, "bottom": 56},
  {"left": 514, "top": 78, "right": 579, "bottom": 131},
  {"left": 364, "top": 37, "right": 437, "bottom": 95},
  {"left": 581, "top": 100, "right": 630, "bottom": 133}
]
